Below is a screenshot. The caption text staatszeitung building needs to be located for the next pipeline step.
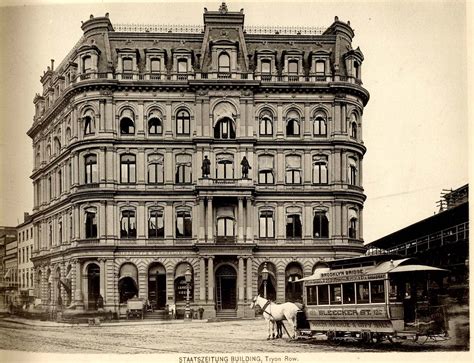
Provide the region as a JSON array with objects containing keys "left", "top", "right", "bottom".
[{"left": 29, "top": 3, "right": 369, "bottom": 319}]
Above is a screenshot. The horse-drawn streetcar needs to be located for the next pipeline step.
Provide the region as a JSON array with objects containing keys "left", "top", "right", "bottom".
[{"left": 295, "top": 255, "right": 449, "bottom": 343}]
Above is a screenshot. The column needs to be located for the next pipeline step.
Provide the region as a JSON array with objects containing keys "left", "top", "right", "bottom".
[
  {"left": 99, "top": 202, "right": 106, "bottom": 238},
  {"left": 137, "top": 148, "right": 145, "bottom": 184},
  {"left": 247, "top": 100, "right": 254, "bottom": 137},
  {"left": 341, "top": 149, "right": 347, "bottom": 184},
  {"left": 137, "top": 102, "right": 145, "bottom": 136},
  {"left": 99, "top": 147, "right": 106, "bottom": 182},
  {"left": 246, "top": 258, "right": 253, "bottom": 301},
  {"left": 238, "top": 257, "right": 244, "bottom": 302},
  {"left": 237, "top": 197, "right": 244, "bottom": 242},
  {"left": 206, "top": 197, "right": 213, "bottom": 241},
  {"left": 137, "top": 202, "right": 146, "bottom": 239},
  {"left": 105, "top": 99, "right": 113, "bottom": 132},
  {"left": 239, "top": 99, "right": 246, "bottom": 137},
  {"left": 276, "top": 103, "right": 284, "bottom": 138},
  {"left": 99, "top": 100, "right": 105, "bottom": 132},
  {"left": 165, "top": 101, "right": 173, "bottom": 136},
  {"left": 246, "top": 198, "right": 254, "bottom": 241},
  {"left": 304, "top": 204, "right": 312, "bottom": 239},
  {"left": 99, "top": 259, "right": 106, "bottom": 302},
  {"left": 207, "top": 257, "right": 214, "bottom": 302},
  {"left": 199, "top": 257, "right": 206, "bottom": 302},
  {"left": 277, "top": 204, "right": 285, "bottom": 239},
  {"left": 198, "top": 198, "right": 205, "bottom": 240},
  {"left": 74, "top": 260, "right": 83, "bottom": 304},
  {"left": 164, "top": 149, "right": 173, "bottom": 184},
  {"left": 303, "top": 150, "right": 311, "bottom": 184},
  {"left": 164, "top": 202, "right": 173, "bottom": 238},
  {"left": 203, "top": 100, "right": 210, "bottom": 137},
  {"left": 304, "top": 103, "right": 311, "bottom": 137}
]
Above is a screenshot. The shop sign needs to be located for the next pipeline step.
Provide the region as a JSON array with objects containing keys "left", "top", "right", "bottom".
[{"left": 306, "top": 306, "right": 388, "bottom": 319}]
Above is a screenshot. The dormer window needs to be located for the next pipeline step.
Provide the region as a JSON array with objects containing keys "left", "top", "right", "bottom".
[
  {"left": 151, "top": 59, "right": 161, "bottom": 73},
  {"left": 83, "top": 56, "right": 92, "bottom": 73},
  {"left": 218, "top": 53, "right": 230, "bottom": 74},
  {"left": 288, "top": 60, "right": 298, "bottom": 75},
  {"left": 123, "top": 58, "right": 133, "bottom": 72},
  {"left": 177, "top": 59, "right": 188, "bottom": 73},
  {"left": 261, "top": 60, "right": 271, "bottom": 74},
  {"left": 316, "top": 61, "right": 325, "bottom": 75}
]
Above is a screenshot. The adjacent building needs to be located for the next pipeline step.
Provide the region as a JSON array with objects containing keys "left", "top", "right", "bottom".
[
  {"left": 17, "top": 213, "right": 35, "bottom": 306},
  {"left": 28, "top": 4, "right": 369, "bottom": 318},
  {"left": 0, "top": 227, "right": 18, "bottom": 310}
]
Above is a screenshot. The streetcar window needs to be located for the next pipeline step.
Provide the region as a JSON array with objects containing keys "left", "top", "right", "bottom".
[
  {"left": 330, "top": 284, "right": 342, "bottom": 304},
  {"left": 342, "top": 283, "right": 355, "bottom": 304},
  {"left": 306, "top": 286, "right": 317, "bottom": 304},
  {"left": 356, "top": 282, "right": 369, "bottom": 304},
  {"left": 370, "top": 280, "right": 385, "bottom": 303},
  {"left": 389, "top": 279, "right": 404, "bottom": 302},
  {"left": 318, "top": 285, "right": 329, "bottom": 305}
]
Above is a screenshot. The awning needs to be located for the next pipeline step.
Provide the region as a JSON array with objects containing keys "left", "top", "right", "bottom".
[
  {"left": 216, "top": 206, "right": 234, "bottom": 219},
  {"left": 390, "top": 265, "right": 449, "bottom": 274},
  {"left": 175, "top": 263, "right": 192, "bottom": 279}
]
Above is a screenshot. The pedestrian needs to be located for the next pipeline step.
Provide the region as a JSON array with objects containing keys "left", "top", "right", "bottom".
[{"left": 198, "top": 306, "right": 204, "bottom": 320}]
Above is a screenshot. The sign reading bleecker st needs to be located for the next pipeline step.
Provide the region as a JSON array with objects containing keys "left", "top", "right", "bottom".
[{"left": 306, "top": 306, "right": 388, "bottom": 320}]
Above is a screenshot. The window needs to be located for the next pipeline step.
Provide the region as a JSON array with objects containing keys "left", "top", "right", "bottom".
[
  {"left": 48, "top": 176, "right": 52, "bottom": 200},
  {"left": 148, "top": 209, "right": 164, "bottom": 238},
  {"left": 123, "top": 58, "right": 133, "bottom": 72},
  {"left": 285, "top": 155, "right": 301, "bottom": 184},
  {"left": 349, "top": 209, "right": 358, "bottom": 239},
  {"left": 85, "top": 211, "right": 97, "bottom": 238},
  {"left": 286, "top": 211, "right": 302, "bottom": 238},
  {"left": 259, "top": 210, "right": 274, "bottom": 238},
  {"left": 151, "top": 58, "right": 161, "bottom": 73},
  {"left": 217, "top": 217, "right": 234, "bottom": 237},
  {"left": 218, "top": 52, "right": 230, "bottom": 74},
  {"left": 120, "top": 117, "right": 135, "bottom": 134},
  {"left": 259, "top": 114, "right": 273, "bottom": 136},
  {"left": 288, "top": 60, "right": 298, "bottom": 75},
  {"left": 148, "top": 154, "right": 164, "bottom": 184},
  {"left": 315, "top": 61, "right": 325, "bottom": 75},
  {"left": 286, "top": 111, "right": 300, "bottom": 136},
  {"left": 216, "top": 154, "right": 234, "bottom": 179},
  {"left": 83, "top": 56, "right": 92, "bottom": 73},
  {"left": 354, "top": 61, "right": 360, "bottom": 79},
  {"left": 54, "top": 138, "right": 61, "bottom": 155},
  {"left": 214, "top": 118, "right": 235, "bottom": 139},
  {"left": 313, "top": 157, "right": 328, "bottom": 184},
  {"left": 120, "top": 154, "right": 136, "bottom": 184},
  {"left": 177, "top": 59, "right": 188, "bottom": 73},
  {"left": 343, "top": 283, "right": 355, "bottom": 304},
  {"left": 313, "top": 211, "right": 329, "bottom": 238},
  {"left": 84, "top": 116, "right": 94, "bottom": 135},
  {"left": 313, "top": 116, "right": 327, "bottom": 136},
  {"left": 258, "top": 155, "right": 274, "bottom": 184},
  {"left": 58, "top": 170, "right": 62, "bottom": 194},
  {"left": 175, "top": 154, "right": 192, "bottom": 184},
  {"left": 69, "top": 213, "right": 73, "bottom": 241},
  {"left": 330, "top": 284, "right": 342, "bottom": 304},
  {"left": 68, "top": 161, "right": 72, "bottom": 188},
  {"left": 176, "top": 210, "right": 192, "bottom": 238},
  {"left": 348, "top": 157, "right": 357, "bottom": 186},
  {"left": 350, "top": 114, "right": 358, "bottom": 139},
  {"left": 120, "top": 210, "right": 137, "bottom": 238},
  {"left": 58, "top": 220, "right": 62, "bottom": 244},
  {"left": 148, "top": 117, "right": 163, "bottom": 135},
  {"left": 84, "top": 154, "right": 97, "bottom": 184},
  {"left": 261, "top": 60, "right": 271, "bottom": 74},
  {"left": 370, "top": 281, "right": 385, "bottom": 303},
  {"left": 176, "top": 110, "right": 190, "bottom": 135}
]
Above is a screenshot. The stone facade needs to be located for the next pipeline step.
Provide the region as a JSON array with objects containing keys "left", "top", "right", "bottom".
[{"left": 28, "top": 5, "right": 369, "bottom": 318}]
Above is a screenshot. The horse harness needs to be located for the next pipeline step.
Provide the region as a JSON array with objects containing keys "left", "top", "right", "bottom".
[{"left": 260, "top": 299, "right": 293, "bottom": 339}]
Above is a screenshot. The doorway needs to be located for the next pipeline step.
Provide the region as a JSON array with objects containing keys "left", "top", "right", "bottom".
[
  {"left": 148, "top": 263, "right": 167, "bottom": 310},
  {"left": 215, "top": 264, "right": 237, "bottom": 310},
  {"left": 87, "top": 264, "right": 100, "bottom": 310}
]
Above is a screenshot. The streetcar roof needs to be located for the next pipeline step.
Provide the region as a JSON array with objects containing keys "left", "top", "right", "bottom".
[{"left": 297, "top": 258, "right": 448, "bottom": 283}]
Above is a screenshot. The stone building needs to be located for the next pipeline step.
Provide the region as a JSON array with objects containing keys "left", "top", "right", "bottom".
[
  {"left": 28, "top": 4, "right": 369, "bottom": 318},
  {"left": 17, "top": 213, "right": 35, "bottom": 305}
]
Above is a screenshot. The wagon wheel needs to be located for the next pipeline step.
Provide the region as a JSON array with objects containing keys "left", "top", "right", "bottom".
[{"left": 326, "top": 331, "right": 341, "bottom": 346}]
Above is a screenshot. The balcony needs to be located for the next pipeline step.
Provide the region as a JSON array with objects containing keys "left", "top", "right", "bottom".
[{"left": 197, "top": 178, "right": 254, "bottom": 189}]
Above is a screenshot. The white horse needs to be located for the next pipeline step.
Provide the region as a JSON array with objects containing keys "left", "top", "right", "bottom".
[{"left": 250, "top": 295, "right": 300, "bottom": 340}]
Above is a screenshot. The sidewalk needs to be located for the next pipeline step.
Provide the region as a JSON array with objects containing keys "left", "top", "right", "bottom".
[{"left": 1, "top": 316, "right": 209, "bottom": 328}]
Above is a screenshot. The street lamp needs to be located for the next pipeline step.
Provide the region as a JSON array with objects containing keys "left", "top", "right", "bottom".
[
  {"left": 261, "top": 262, "right": 269, "bottom": 299},
  {"left": 184, "top": 266, "right": 192, "bottom": 320}
]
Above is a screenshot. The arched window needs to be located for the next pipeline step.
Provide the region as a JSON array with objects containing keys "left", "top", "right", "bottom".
[
  {"left": 82, "top": 56, "right": 92, "bottom": 73},
  {"left": 350, "top": 114, "right": 358, "bottom": 139},
  {"left": 285, "top": 155, "right": 301, "bottom": 184},
  {"left": 148, "top": 117, "right": 163, "bottom": 135},
  {"left": 58, "top": 220, "right": 63, "bottom": 244},
  {"left": 286, "top": 207, "right": 302, "bottom": 238},
  {"left": 174, "top": 263, "right": 194, "bottom": 303},
  {"left": 348, "top": 209, "right": 358, "bottom": 239},
  {"left": 313, "top": 115, "right": 327, "bottom": 136},
  {"left": 119, "top": 263, "right": 138, "bottom": 304},
  {"left": 313, "top": 211, "right": 329, "bottom": 238},
  {"left": 258, "top": 155, "right": 274, "bottom": 184},
  {"left": 259, "top": 210, "right": 274, "bottom": 238},
  {"left": 120, "top": 209, "right": 137, "bottom": 238},
  {"left": 85, "top": 210, "right": 97, "bottom": 238},
  {"left": 54, "top": 138, "right": 61, "bottom": 155},
  {"left": 176, "top": 110, "right": 190, "bottom": 135},
  {"left": 286, "top": 110, "right": 300, "bottom": 136},
  {"left": 214, "top": 117, "right": 235, "bottom": 139},
  {"left": 58, "top": 169, "right": 62, "bottom": 194},
  {"left": 83, "top": 115, "right": 94, "bottom": 135},
  {"left": 218, "top": 52, "right": 231, "bottom": 74},
  {"left": 46, "top": 145, "right": 51, "bottom": 159},
  {"left": 84, "top": 154, "right": 97, "bottom": 184},
  {"left": 120, "top": 154, "right": 136, "bottom": 184},
  {"left": 313, "top": 155, "right": 328, "bottom": 184},
  {"left": 148, "top": 208, "right": 164, "bottom": 238},
  {"left": 354, "top": 61, "right": 360, "bottom": 79},
  {"left": 147, "top": 154, "right": 164, "bottom": 184},
  {"left": 175, "top": 154, "right": 192, "bottom": 184},
  {"left": 216, "top": 154, "right": 234, "bottom": 179},
  {"left": 348, "top": 157, "right": 357, "bottom": 186},
  {"left": 120, "top": 110, "right": 135, "bottom": 134},
  {"left": 65, "top": 127, "right": 71, "bottom": 142},
  {"left": 259, "top": 112, "right": 273, "bottom": 136},
  {"left": 285, "top": 262, "right": 303, "bottom": 302},
  {"left": 176, "top": 208, "right": 192, "bottom": 238}
]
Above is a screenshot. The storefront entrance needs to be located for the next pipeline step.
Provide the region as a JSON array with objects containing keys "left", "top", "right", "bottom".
[
  {"left": 215, "top": 264, "right": 237, "bottom": 311},
  {"left": 148, "top": 263, "right": 167, "bottom": 310},
  {"left": 87, "top": 264, "right": 100, "bottom": 310}
]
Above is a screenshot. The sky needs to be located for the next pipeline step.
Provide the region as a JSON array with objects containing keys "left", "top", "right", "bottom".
[{"left": 0, "top": 0, "right": 470, "bottom": 243}]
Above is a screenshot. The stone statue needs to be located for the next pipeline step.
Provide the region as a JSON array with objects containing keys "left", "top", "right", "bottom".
[
  {"left": 202, "top": 155, "right": 211, "bottom": 178},
  {"left": 241, "top": 156, "right": 251, "bottom": 179}
]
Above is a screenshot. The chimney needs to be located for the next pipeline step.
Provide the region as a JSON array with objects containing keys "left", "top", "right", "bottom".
[{"left": 51, "top": 59, "right": 55, "bottom": 71}]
